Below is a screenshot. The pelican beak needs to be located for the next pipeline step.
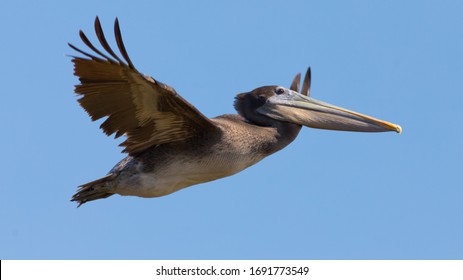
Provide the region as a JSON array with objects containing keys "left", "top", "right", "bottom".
[{"left": 257, "top": 89, "right": 402, "bottom": 133}]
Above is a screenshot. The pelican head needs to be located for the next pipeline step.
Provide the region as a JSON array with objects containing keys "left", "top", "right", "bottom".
[{"left": 235, "top": 85, "right": 401, "bottom": 133}]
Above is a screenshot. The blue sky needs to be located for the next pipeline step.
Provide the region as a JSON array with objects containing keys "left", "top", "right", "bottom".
[{"left": 1, "top": 0, "right": 462, "bottom": 259}]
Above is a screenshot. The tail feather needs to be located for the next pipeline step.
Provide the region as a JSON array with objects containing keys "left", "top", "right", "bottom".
[{"left": 71, "top": 174, "right": 116, "bottom": 207}]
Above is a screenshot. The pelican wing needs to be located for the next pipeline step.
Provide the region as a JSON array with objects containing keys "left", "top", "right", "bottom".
[
  {"left": 290, "top": 68, "right": 311, "bottom": 96},
  {"left": 69, "top": 17, "right": 218, "bottom": 155}
]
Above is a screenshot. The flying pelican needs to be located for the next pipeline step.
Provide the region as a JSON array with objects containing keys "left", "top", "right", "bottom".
[{"left": 69, "top": 17, "right": 401, "bottom": 206}]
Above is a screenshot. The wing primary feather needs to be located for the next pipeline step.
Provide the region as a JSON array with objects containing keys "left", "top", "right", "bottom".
[
  {"left": 114, "top": 18, "right": 136, "bottom": 69},
  {"left": 290, "top": 72, "right": 301, "bottom": 92},
  {"left": 301, "top": 67, "right": 311, "bottom": 96},
  {"left": 94, "top": 16, "right": 127, "bottom": 66},
  {"left": 79, "top": 30, "right": 117, "bottom": 63},
  {"left": 68, "top": 43, "right": 104, "bottom": 61},
  {"left": 115, "top": 130, "right": 125, "bottom": 138}
]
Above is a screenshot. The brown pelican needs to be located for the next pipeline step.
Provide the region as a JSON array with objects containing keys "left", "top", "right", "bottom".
[{"left": 69, "top": 17, "right": 401, "bottom": 206}]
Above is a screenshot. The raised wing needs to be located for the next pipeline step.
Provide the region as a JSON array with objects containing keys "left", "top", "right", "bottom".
[
  {"left": 290, "top": 73, "right": 301, "bottom": 92},
  {"left": 69, "top": 17, "right": 219, "bottom": 155},
  {"left": 290, "top": 67, "right": 311, "bottom": 96}
]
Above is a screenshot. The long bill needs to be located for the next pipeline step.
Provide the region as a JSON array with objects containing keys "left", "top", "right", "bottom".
[{"left": 257, "top": 90, "right": 402, "bottom": 133}]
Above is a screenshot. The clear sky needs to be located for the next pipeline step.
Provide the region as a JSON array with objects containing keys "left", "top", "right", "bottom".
[{"left": 1, "top": 0, "right": 462, "bottom": 259}]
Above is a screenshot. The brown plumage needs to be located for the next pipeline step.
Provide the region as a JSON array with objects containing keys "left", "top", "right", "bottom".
[{"left": 69, "top": 17, "right": 218, "bottom": 155}]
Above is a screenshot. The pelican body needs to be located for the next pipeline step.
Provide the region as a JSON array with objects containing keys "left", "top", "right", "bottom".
[
  {"left": 102, "top": 114, "right": 297, "bottom": 199},
  {"left": 70, "top": 18, "right": 401, "bottom": 206}
]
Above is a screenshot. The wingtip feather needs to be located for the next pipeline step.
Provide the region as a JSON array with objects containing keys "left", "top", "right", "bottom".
[
  {"left": 290, "top": 72, "right": 301, "bottom": 92},
  {"left": 301, "top": 67, "right": 311, "bottom": 96}
]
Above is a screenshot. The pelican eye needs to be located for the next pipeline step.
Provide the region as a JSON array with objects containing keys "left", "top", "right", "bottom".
[{"left": 276, "top": 87, "right": 285, "bottom": 95}]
